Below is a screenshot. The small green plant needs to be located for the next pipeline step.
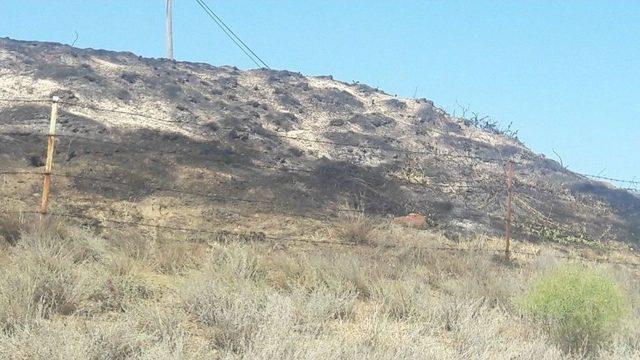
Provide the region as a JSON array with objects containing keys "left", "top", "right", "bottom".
[
  {"left": 521, "top": 222, "right": 604, "bottom": 248},
  {"left": 518, "top": 264, "right": 628, "bottom": 353}
]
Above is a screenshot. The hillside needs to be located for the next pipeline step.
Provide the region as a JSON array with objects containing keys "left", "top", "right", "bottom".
[
  {"left": 0, "top": 37, "right": 639, "bottom": 244},
  {"left": 2, "top": 37, "right": 640, "bottom": 360}
]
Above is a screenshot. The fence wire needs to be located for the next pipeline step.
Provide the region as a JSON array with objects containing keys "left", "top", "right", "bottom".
[
  {"left": 3, "top": 208, "right": 639, "bottom": 267},
  {"left": 1, "top": 96, "right": 639, "bottom": 266}
]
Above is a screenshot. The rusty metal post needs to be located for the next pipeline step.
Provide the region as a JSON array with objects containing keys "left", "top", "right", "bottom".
[
  {"left": 39, "top": 96, "right": 59, "bottom": 223},
  {"left": 505, "top": 160, "right": 514, "bottom": 260}
]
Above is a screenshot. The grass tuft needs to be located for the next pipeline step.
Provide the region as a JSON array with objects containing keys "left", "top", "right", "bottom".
[{"left": 333, "top": 213, "right": 377, "bottom": 245}]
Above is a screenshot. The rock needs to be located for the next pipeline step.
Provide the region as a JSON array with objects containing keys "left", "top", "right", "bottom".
[{"left": 393, "top": 213, "right": 428, "bottom": 229}]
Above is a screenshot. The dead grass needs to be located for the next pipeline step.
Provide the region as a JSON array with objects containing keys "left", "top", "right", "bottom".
[
  {"left": 0, "top": 215, "right": 22, "bottom": 248},
  {"left": 0, "top": 217, "right": 639, "bottom": 359},
  {"left": 332, "top": 213, "right": 378, "bottom": 245},
  {"left": 0, "top": 228, "right": 88, "bottom": 333}
]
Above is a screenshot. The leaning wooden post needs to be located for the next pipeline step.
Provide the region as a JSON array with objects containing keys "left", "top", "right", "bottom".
[
  {"left": 505, "top": 160, "right": 514, "bottom": 260},
  {"left": 39, "top": 96, "right": 59, "bottom": 223}
]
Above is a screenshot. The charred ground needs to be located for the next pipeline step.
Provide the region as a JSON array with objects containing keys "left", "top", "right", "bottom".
[{"left": 1, "top": 37, "right": 639, "bottom": 245}]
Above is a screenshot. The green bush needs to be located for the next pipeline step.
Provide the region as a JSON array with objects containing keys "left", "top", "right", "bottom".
[{"left": 518, "top": 264, "right": 628, "bottom": 353}]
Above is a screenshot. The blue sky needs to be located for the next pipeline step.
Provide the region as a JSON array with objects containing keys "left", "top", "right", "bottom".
[{"left": 1, "top": 1, "right": 638, "bottom": 183}]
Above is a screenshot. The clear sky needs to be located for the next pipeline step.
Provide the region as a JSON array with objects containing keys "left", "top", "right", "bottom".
[{"left": 1, "top": 1, "right": 638, "bottom": 184}]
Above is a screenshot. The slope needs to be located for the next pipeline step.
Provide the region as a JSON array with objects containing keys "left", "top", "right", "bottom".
[{"left": 0, "top": 37, "right": 638, "bottom": 244}]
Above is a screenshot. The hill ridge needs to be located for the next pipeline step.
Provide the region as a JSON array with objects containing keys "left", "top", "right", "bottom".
[{"left": 1, "top": 37, "right": 638, "bottom": 244}]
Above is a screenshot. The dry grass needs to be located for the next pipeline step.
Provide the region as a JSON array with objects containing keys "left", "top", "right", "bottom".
[
  {"left": 0, "top": 215, "right": 22, "bottom": 248},
  {"left": 0, "top": 217, "right": 638, "bottom": 359},
  {"left": 332, "top": 213, "right": 378, "bottom": 245}
]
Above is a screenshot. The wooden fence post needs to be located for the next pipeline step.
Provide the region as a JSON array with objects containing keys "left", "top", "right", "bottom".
[
  {"left": 39, "top": 96, "right": 59, "bottom": 223},
  {"left": 505, "top": 160, "right": 514, "bottom": 260}
]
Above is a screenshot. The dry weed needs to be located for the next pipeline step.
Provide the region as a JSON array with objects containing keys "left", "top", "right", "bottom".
[
  {"left": 0, "top": 218, "right": 639, "bottom": 359},
  {"left": 0, "top": 215, "right": 22, "bottom": 248},
  {"left": 152, "top": 240, "right": 205, "bottom": 274},
  {"left": 0, "top": 233, "right": 84, "bottom": 332},
  {"left": 333, "top": 213, "right": 377, "bottom": 245}
]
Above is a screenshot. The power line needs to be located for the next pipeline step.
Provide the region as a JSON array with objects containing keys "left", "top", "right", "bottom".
[
  {"left": 195, "top": 0, "right": 270, "bottom": 69},
  {"left": 580, "top": 173, "right": 640, "bottom": 186},
  {"left": 194, "top": 0, "right": 270, "bottom": 69}
]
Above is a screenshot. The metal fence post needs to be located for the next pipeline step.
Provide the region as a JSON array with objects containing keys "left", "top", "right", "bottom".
[{"left": 505, "top": 160, "right": 514, "bottom": 260}]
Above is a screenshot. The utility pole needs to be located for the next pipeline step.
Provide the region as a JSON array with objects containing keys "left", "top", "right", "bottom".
[{"left": 166, "top": 0, "right": 174, "bottom": 60}]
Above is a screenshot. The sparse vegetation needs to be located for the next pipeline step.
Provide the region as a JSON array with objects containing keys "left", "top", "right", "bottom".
[
  {"left": 465, "top": 114, "right": 519, "bottom": 140},
  {"left": 0, "top": 215, "right": 22, "bottom": 248},
  {"left": 521, "top": 221, "right": 604, "bottom": 248},
  {"left": 391, "top": 158, "right": 430, "bottom": 185},
  {"left": 0, "top": 217, "right": 639, "bottom": 359},
  {"left": 0, "top": 35, "right": 639, "bottom": 360},
  {"left": 454, "top": 103, "right": 520, "bottom": 140},
  {"left": 333, "top": 212, "right": 377, "bottom": 245},
  {"left": 518, "top": 264, "right": 628, "bottom": 354}
]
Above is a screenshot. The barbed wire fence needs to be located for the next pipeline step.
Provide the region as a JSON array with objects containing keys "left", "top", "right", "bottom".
[{"left": 1, "top": 96, "right": 639, "bottom": 267}]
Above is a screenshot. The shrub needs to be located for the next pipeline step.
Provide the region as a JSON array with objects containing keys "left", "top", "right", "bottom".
[
  {"left": 0, "top": 215, "right": 22, "bottom": 247},
  {"left": 86, "top": 322, "right": 146, "bottom": 360},
  {"left": 292, "top": 284, "right": 357, "bottom": 327},
  {"left": 0, "top": 241, "right": 79, "bottom": 333},
  {"left": 0, "top": 321, "right": 92, "bottom": 359},
  {"left": 152, "top": 240, "right": 204, "bottom": 274},
  {"left": 518, "top": 264, "right": 628, "bottom": 353},
  {"left": 370, "top": 278, "right": 426, "bottom": 319},
  {"left": 19, "top": 222, "right": 108, "bottom": 264},
  {"left": 333, "top": 214, "right": 376, "bottom": 245},
  {"left": 83, "top": 260, "right": 157, "bottom": 314},
  {"left": 180, "top": 245, "right": 269, "bottom": 352}
]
